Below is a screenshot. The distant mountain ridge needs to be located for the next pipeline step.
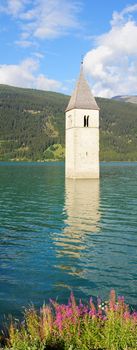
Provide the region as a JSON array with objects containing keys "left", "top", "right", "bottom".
[
  {"left": 0, "top": 84, "right": 137, "bottom": 161},
  {"left": 112, "top": 95, "right": 137, "bottom": 104}
]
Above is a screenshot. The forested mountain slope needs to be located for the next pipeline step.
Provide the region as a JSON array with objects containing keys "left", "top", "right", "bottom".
[{"left": 0, "top": 84, "right": 137, "bottom": 161}]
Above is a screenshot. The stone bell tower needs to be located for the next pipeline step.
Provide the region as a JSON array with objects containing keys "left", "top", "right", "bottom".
[{"left": 65, "top": 62, "right": 100, "bottom": 178}]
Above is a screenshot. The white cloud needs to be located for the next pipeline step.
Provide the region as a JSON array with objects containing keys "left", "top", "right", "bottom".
[
  {"left": 33, "top": 52, "right": 44, "bottom": 59},
  {"left": 0, "top": 58, "right": 63, "bottom": 91},
  {"left": 0, "top": 0, "right": 27, "bottom": 16},
  {"left": 111, "top": 4, "right": 137, "bottom": 26},
  {"left": 0, "top": 0, "right": 80, "bottom": 42},
  {"left": 34, "top": 0, "right": 79, "bottom": 39},
  {"left": 15, "top": 40, "right": 34, "bottom": 47},
  {"left": 84, "top": 4, "right": 137, "bottom": 97}
]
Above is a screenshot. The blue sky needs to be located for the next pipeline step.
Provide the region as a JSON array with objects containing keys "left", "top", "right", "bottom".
[{"left": 0, "top": 0, "right": 137, "bottom": 97}]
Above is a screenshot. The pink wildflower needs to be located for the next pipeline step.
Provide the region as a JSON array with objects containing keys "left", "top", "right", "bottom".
[
  {"left": 132, "top": 311, "right": 137, "bottom": 323},
  {"left": 69, "top": 291, "right": 76, "bottom": 306},
  {"left": 66, "top": 307, "right": 73, "bottom": 318},
  {"left": 124, "top": 311, "right": 130, "bottom": 320},
  {"left": 79, "top": 299, "right": 83, "bottom": 308},
  {"left": 97, "top": 308, "right": 103, "bottom": 319},
  {"left": 55, "top": 310, "right": 63, "bottom": 332},
  {"left": 118, "top": 295, "right": 125, "bottom": 304},
  {"left": 97, "top": 297, "right": 101, "bottom": 307},
  {"left": 89, "top": 297, "right": 93, "bottom": 306},
  {"left": 109, "top": 289, "right": 116, "bottom": 310},
  {"left": 89, "top": 301, "right": 96, "bottom": 318}
]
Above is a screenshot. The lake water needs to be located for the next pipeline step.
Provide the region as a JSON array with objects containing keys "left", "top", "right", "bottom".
[{"left": 0, "top": 162, "right": 137, "bottom": 324}]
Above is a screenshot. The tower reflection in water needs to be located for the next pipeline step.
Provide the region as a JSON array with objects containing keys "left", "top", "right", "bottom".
[{"left": 54, "top": 179, "right": 100, "bottom": 281}]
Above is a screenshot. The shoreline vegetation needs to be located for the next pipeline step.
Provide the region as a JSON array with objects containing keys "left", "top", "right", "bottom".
[
  {"left": 1, "top": 160, "right": 137, "bottom": 163},
  {"left": 0, "top": 290, "right": 137, "bottom": 350},
  {"left": 1, "top": 158, "right": 137, "bottom": 163}
]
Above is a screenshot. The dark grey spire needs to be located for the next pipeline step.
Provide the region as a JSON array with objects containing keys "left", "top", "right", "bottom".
[{"left": 66, "top": 63, "right": 99, "bottom": 112}]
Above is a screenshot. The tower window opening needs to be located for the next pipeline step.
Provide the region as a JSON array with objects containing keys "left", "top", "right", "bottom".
[
  {"left": 84, "top": 115, "right": 89, "bottom": 127},
  {"left": 87, "top": 116, "right": 89, "bottom": 127}
]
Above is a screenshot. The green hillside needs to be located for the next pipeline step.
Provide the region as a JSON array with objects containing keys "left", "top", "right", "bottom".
[{"left": 0, "top": 84, "right": 137, "bottom": 161}]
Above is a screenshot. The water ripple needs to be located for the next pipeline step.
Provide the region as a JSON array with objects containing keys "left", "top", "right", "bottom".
[{"left": 0, "top": 162, "right": 137, "bottom": 324}]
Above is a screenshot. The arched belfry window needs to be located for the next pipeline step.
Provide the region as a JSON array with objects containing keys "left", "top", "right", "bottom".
[
  {"left": 84, "top": 115, "right": 87, "bottom": 127},
  {"left": 84, "top": 115, "right": 90, "bottom": 127},
  {"left": 87, "top": 116, "right": 89, "bottom": 127}
]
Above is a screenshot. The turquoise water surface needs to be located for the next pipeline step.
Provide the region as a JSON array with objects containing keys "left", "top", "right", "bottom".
[{"left": 0, "top": 162, "right": 137, "bottom": 323}]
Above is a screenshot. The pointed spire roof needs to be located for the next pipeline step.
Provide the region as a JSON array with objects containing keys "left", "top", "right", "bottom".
[{"left": 66, "top": 63, "right": 99, "bottom": 112}]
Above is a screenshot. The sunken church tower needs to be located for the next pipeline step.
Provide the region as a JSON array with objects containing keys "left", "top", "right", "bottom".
[{"left": 65, "top": 62, "right": 100, "bottom": 178}]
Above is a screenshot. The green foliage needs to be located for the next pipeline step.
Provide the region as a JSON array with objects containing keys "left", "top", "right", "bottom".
[
  {"left": 0, "top": 84, "right": 137, "bottom": 161},
  {"left": 98, "top": 97, "right": 137, "bottom": 161},
  {"left": 2, "top": 290, "right": 137, "bottom": 350},
  {"left": 44, "top": 144, "right": 65, "bottom": 160},
  {"left": 0, "top": 84, "right": 67, "bottom": 161}
]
